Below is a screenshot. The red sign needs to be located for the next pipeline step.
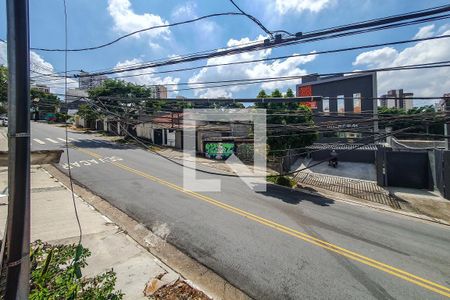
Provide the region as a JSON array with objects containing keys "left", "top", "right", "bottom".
[
  {"left": 298, "top": 85, "right": 312, "bottom": 97},
  {"left": 302, "top": 101, "right": 317, "bottom": 109}
]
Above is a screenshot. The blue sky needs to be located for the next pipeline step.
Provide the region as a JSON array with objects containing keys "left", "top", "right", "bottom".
[{"left": 0, "top": 0, "right": 449, "bottom": 103}]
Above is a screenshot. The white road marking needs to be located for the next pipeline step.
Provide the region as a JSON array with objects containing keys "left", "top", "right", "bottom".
[
  {"left": 68, "top": 137, "right": 77, "bottom": 141},
  {"left": 45, "top": 138, "right": 59, "bottom": 144},
  {"left": 33, "top": 138, "right": 45, "bottom": 145},
  {"left": 61, "top": 156, "right": 123, "bottom": 169},
  {"left": 57, "top": 138, "right": 67, "bottom": 142}
]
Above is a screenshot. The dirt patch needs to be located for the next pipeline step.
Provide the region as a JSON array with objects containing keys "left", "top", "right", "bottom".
[{"left": 149, "top": 280, "right": 211, "bottom": 300}]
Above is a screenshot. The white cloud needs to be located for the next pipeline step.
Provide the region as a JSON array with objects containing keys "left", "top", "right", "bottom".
[
  {"left": 188, "top": 36, "right": 316, "bottom": 98},
  {"left": 113, "top": 58, "right": 180, "bottom": 96},
  {"left": 107, "top": 0, "right": 170, "bottom": 46},
  {"left": 352, "top": 47, "right": 398, "bottom": 68},
  {"left": 171, "top": 2, "right": 218, "bottom": 37},
  {"left": 273, "top": 0, "right": 335, "bottom": 15},
  {"left": 413, "top": 24, "right": 435, "bottom": 39},
  {"left": 171, "top": 2, "right": 197, "bottom": 20},
  {"left": 353, "top": 24, "right": 450, "bottom": 105},
  {"left": 0, "top": 42, "right": 78, "bottom": 97}
]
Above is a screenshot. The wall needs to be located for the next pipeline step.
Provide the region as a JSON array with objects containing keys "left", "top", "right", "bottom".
[
  {"left": 310, "top": 149, "right": 376, "bottom": 163},
  {"left": 296, "top": 73, "right": 377, "bottom": 143},
  {"left": 434, "top": 150, "right": 450, "bottom": 199},
  {"left": 136, "top": 123, "right": 154, "bottom": 141},
  {"left": 204, "top": 142, "right": 235, "bottom": 160},
  {"left": 376, "top": 147, "right": 434, "bottom": 190}
]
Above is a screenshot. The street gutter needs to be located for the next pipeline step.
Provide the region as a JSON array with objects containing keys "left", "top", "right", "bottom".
[{"left": 43, "top": 163, "right": 250, "bottom": 300}]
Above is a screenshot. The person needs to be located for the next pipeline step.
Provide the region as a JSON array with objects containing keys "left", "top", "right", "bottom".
[{"left": 329, "top": 150, "right": 338, "bottom": 166}]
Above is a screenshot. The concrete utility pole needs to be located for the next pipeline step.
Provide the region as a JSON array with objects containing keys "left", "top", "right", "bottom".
[
  {"left": 445, "top": 95, "right": 450, "bottom": 150},
  {"left": 1, "top": 0, "right": 31, "bottom": 298}
]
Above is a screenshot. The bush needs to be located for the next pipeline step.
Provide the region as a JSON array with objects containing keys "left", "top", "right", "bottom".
[
  {"left": 56, "top": 112, "right": 69, "bottom": 123},
  {"left": 30, "top": 241, "right": 123, "bottom": 300},
  {"left": 267, "top": 175, "right": 296, "bottom": 188}
]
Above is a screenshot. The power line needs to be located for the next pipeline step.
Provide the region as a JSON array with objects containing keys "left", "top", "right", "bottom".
[
  {"left": 86, "top": 100, "right": 448, "bottom": 177},
  {"left": 80, "top": 5, "right": 450, "bottom": 76},
  {"left": 30, "top": 12, "right": 247, "bottom": 52},
  {"left": 166, "top": 61, "right": 450, "bottom": 93},
  {"left": 62, "top": 0, "right": 83, "bottom": 247},
  {"left": 228, "top": 0, "right": 274, "bottom": 38},
  {"left": 87, "top": 34, "right": 448, "bottom": 80},
  {"left": 37, "top": 60, "right": 450, "bottom": 93}
]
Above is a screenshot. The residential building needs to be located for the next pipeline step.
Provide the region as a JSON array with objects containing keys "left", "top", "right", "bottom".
[
  {"left": 296, "top": 72, "right": 378, "bottom": 142},
  {"left": 149, "top": 85, "right": 168, "bottom": 99},
  {"left": 78, "top": 71, "right": 108, "bottom": 91},
  {"left": 31, "top": 84, "right": 50, "bottom": 93},
  {"left": 380, "top": 89, "right": 414, "bottom": 110},
  {"left": 65, "top": 88, "right": 89, "bottom": 115},
  {"left": 437, "top": 93, "right": 450, "bottom": 111}
]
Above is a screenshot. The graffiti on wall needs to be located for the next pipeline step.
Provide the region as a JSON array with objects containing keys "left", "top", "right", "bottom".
[{"left": 205, "top": 142, "right": 234, "bottom": 160}]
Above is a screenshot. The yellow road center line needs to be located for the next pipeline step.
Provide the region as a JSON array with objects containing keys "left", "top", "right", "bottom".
[{"left": 73, "top": 146, "right": 450, "bottom": 297}]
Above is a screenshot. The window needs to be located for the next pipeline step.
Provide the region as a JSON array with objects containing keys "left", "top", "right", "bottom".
[
  {"left": 322, "top": 97, "right": 330, "bottom": 115},
  {"left": 337, "top": 95, "right": 345, "bottom": 114},
  {"left": 353, "top": 93, "right": 361, "bottom": 113}
]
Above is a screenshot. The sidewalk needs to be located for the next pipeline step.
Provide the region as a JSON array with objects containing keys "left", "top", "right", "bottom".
[
  {"left": 0, "top": 166, "right": 202, "bottom": 300},
  {"left": 292, "top": 159, "right": 450, "bottom": 224}
]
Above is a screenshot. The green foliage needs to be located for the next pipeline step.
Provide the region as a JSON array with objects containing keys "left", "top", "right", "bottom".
[
  {"left": 56, "top": 112, "right": 70, "bottom": 123},
  {"left": 256, "top": 90, "right": 317, "bottom": 154},
  {"left": 267, "top": 175, "right": 296, "bottom": 188},
  {"left": 31, "top": 88, "right": 60, "bottom": 113},
  {"left": 0, "top": 65, "right": 7, "bottom": 104},
  {"left": 271, "top": 89, "right": 283, "bottom": 98},
  {"left": 285, "top": 88, "right": 295, "bottom": 98},
  {"left": 30, "top": 241, "right": 123, "bottom": 300},
  {"left": 378, "top": 105, "right": 444, "bottom": 137},
  {"left": 77, "top": 104, "right": 99, "bottom": 122},
  {"left": 88, "top": 79, "right": 166, "bottom": 115},
  {"left": 257, "top": 89, "right": 268, "bottom": 98}
]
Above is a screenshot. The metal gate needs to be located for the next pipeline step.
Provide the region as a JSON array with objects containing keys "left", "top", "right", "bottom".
[
  {"left": 154, "top": 129, "right": 163, "bottom": 145},
  {"left": 386, "top": 151, "right": 430, "bottom": 189}
]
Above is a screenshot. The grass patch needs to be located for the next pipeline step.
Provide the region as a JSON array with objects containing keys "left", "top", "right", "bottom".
[{"left": 267, "top": 175, "right": 296, "bottom": 188}]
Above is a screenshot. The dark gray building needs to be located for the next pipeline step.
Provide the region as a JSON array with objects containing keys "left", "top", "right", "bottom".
[{"left": 296, "top": 72, "right": 378, "bottom": 142}]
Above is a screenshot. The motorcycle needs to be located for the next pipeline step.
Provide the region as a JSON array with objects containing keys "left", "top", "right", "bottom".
[{"left": 328, "top": 158, "right": 338, "bottom": 168}]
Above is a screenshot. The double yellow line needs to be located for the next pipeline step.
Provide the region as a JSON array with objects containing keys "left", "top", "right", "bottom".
[{"left": 75, "top": 147, "right": 450, "bottom": 298}]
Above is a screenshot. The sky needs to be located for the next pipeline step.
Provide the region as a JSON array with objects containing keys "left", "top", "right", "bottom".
[{"left": 0, "top": 0, "right": 449, "bottom": 106}]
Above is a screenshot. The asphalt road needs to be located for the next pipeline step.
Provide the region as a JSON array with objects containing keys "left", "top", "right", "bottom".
[{"left": 31, "top": 122, "right": 450, "bottom": 299}]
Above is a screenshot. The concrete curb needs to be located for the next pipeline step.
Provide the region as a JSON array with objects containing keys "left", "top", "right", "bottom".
[
  {"left": 43, "top": 164, "right": 250, "bottom": 300},
  {"left": 264, "top": 180, "right": 449, "bottom": 227},
  {"left": 294, "top": 183, "right": 450, "bottom": 227}
]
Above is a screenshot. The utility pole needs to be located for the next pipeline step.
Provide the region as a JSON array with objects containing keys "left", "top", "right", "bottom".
[
  {"left": 444, "top": 94, "right": 450, "bottom": 150},
  {"left": 1, "top": 0, "right": 31, "bottom": 298}
]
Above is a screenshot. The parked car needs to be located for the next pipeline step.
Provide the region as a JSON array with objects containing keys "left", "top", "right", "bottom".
[{"left": 0, "top": 116, "right": 8, "bottom": 127}]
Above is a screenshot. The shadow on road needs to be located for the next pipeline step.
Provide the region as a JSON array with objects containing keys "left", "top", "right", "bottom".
[{"left": 257, "top": 184, "right": 335, "bottom": 207}]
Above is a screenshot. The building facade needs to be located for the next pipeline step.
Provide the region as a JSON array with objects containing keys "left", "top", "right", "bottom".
[
  {"left": 78, "top": 71, "right": 108, "bottom": 91},
  {"left": 380, "top": 89, "right": 413, "bottom": 110},
  {"left": 149, "top": 85, "right": 168, "bottom": 99},
  {"left": 296, "top": 72, "right": 378, "bottom": 142},
  {"left": 31, "top": 84, "right": 50, "bottom": 94}
]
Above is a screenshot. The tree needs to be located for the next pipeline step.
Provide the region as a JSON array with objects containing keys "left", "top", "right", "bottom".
[
  {"left": 378, "top": 105, "right": 444, "bottom": 137},
  {"left": 31, "top": 88, "right": 61, "bottom": 120},
  {"left": 271, "top": 89, "right": 282, "bottom": 98},
  {"left": 88, "top": 79, "right": 167, "bottom": 117},
  {"left": 0, "top": 65, "right": 7, "bottom": 114},
  {"left": 257, "top": 89, "right": 267, "bottom": 98},
  {"left": 77, "top": 104, "right": 99, "bottom": 122},
  {"left": 256, "top": 90, "right": 317, "bottom": 155},
  {"left": 285, "top": 88, "right": 294, "bottom": 98}
]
